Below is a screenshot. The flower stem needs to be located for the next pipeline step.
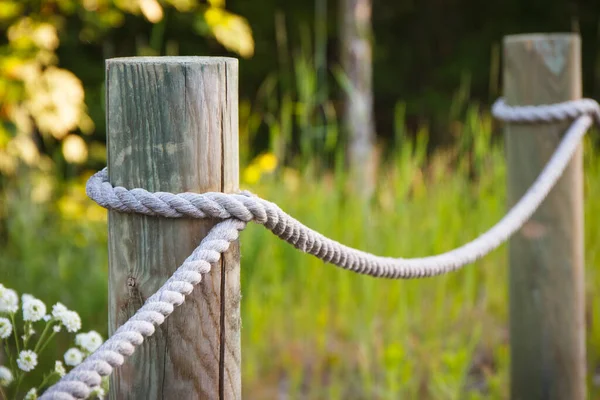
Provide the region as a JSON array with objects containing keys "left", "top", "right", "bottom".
[
  {"left": 4, "top": 341, "right": 15, "bottom": 371},
  {"left": 37, "top": 371, "right": 58, "bottom": 391},
  {"left": 0, "top": 384, "right": 6, "bottom": 399},
  {"left": 23, "top": 321, "right": 31, "bottom": 348},
  {"left": 38, "top": 330, "right": 58, "bottom": 356},
  {"left": 10, "top": 313, "right": 20, "bottom": 354},
  {"left": 34, "top": 321, "right": 53, "bottom": 354},
  {"left": 14, "top": 373, "right": 24, "bottom": 397}
]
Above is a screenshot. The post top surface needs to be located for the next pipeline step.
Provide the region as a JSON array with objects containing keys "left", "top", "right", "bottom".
[
  {"left": 504, "top": 33, "right": 580, "bottom": 45},
  {"left": 106, "top": 56, "right": 238, "bottom": 65}
]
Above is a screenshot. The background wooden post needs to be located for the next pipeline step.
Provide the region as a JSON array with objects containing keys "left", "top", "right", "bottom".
[
  {"left": 504, "top": 34, "right": 585, "bottom": 400},
  {"left": 106, "top": 57, "right": 240, "bottom": 399},
  {"left": 340, "top": 0, "right": 376, "bottom": 198}
]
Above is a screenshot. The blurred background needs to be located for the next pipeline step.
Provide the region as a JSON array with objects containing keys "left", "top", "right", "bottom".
[{"left": 1, "top": 0, "right": 600, "bottom": 398}]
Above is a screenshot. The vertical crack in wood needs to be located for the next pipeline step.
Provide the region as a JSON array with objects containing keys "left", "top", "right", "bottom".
[
  {"left": 219, "top": 258, "right": 226, "bottom": 399},
  {"left": 161, "top": 320, "right": 168, "bottom": 399},
  {"left": 218, "top": 62, "right": 227, "bottom": 400}
]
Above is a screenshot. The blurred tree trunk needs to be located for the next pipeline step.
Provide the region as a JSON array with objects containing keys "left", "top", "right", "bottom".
[{"left": 340, "top": 0, "right": 376, "bottom": 198}]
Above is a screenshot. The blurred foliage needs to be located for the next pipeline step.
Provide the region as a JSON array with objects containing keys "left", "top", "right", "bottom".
[
  {"left": 1, "top": 0, "right": 598, "bottom": 180},
  {"left": 0, "top": 0, "right": 253, "bottom": 180},
  {"left": 368, "top": 0, "right": 600, "bottom": 137},
  {"left": 226, "top": 0, "right": 600, "bottom": 143}
]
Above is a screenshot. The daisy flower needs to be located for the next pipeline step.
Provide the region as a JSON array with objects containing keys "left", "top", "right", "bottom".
[
  {"left": 24, "top": 388, "right": 37, "bottom": 399},
  {"left": 0, "top": 366, "right": 13, "bottom": 386},
  {"left": 0, "top": 285, "right": 18, "bottom": 314},
  {"left": 54, "top": 360, "right": 66, "bottom": 377},
  {"left": 52, "top": 303, "right": 81, "bottom": 332},
  {"left": 0, "top": 317, "right": 12, "bottom": 339},
  {"left": 23, "top": 298, "right": 46, "bottom": 322},
  {"left": 76, "top": 330, "right": 103, "bottom": 353},
  {"left": 17, "top": 350, "right": 38, "bottom": 372},
  {"left": 64, "top": 348, "right": 83, "bottom": 366}
]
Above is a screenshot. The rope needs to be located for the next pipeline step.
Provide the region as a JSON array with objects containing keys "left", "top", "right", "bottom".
[
  {"left": 40, "top": 98, "right": 599, "bottom": 399},
  {"left": 41, "top": 219, "right": 246, "bottom": 399},
  {"left": 492, "top": 98, "right": 600, "bottom": 125}
]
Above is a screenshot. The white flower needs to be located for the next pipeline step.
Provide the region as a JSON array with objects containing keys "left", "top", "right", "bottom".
[
  {"left": 53, "top": 324, "right": 61, "bottom": 333},
  {"left": 90, "top": 386, "right": 106, "bottom": 399},
  {"left": 52, "top": 303, "right": 81, "bottom": 332},
  {"left": 42, "top": 315, "right": 51, "bottom": 322},
  {"left": 0, "top": 285, "right": 18, "bottom": 314},
  {"left": 76, "top": 330, "right": 103, "bottom": 353},
  {"left": 21, "top": 294, "right": 34, "bottom": 304},
  {"left": 0, "top": 366, "right": 13, "bottom": 386},
  {"left": 24, "top": 387, "right": 37, "bottom": 399},
  {"left": 51, "top": 302, "right": 68, "bottom": 318},
  {"left": 0, "top": 317, "right": 12, "bottom": 339},
  {"left": 23, "top": 298, "right": 46, "bottom": 322},
  {"left": 17, "top": 350, "right": 38, "bottom": 372},
  {"left": 64, "top": 347, "right": 83, "bottom": 366},
  {"left": 60, "top": 310, "right": 81, "bottom": 333},
  {"left": 54, "top": 360, "right": 66, "bottom": 377}
]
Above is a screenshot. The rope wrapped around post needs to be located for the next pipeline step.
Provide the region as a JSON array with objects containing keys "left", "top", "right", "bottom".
[{"left": 40, "top": 98, "right": 599, "bottom": 399}]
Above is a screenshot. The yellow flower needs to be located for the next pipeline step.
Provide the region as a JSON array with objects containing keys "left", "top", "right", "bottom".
[
  {"left": 243, "top": 164, "right": 261, "bottom": 185},
  {"left": 32, "top": 23, "right": 59, "bottom": 50},
  {"left": 11, "top": 135, "right": 39, "bottom": 166},
  {"left": 165, "top": 0, "right": 197, "bottom": 12},
  {"left": 139, "top": 0, "right": 163, "bottom": 23},
  {"left": 257, "top": 152, "right": 277, "bottom": 173},
  {"left": 62, "top": 134, "right": 88, "bottom": 164},
  {"left": 7, "top": 18, "right": 59, "bottom": 51},
  {"left": 25, "top": 67, "right": 86, "bottom": 139},
  {"left": 204, "top": 7, "right": 254, "bottom": 58}
]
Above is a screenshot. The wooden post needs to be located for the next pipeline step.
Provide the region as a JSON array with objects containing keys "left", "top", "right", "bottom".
[
  {"left": 340, "top": 0, "right": 376, "bottom": 198},
  {"left": 504, "top": 34, "right": 585, "bottom": 400},
  {"left": 106, "top": 57, "right": 240, "bottom": 399}
]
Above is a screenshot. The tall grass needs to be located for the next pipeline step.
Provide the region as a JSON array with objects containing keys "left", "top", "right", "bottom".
[{"left": 240, "top": 115, "right": 600, "bottom": 399}]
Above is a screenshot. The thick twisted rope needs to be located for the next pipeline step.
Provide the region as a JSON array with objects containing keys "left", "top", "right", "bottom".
[
  {"left": 83, "top": 100, "right": 599, "bottom": 279},
  {"left": 41, "top": 219, "right": 246, "bottom": 399},
  {"left": 41, "top": 98, "right": 599, "bottom": 399},
  {"left": 492, "top": 98, "right": 600, "bottom": 125}
]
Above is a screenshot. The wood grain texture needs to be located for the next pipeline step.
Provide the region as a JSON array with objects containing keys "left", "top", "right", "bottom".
[
  {"left": 504, "top": 34, "right": 585, "bottom": 400},
  {"left": 106, "top": 57, "right": 240, "bottom": 399}
]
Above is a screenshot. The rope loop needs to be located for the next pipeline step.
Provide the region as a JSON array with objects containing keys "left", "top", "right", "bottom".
[{"left": 492, "top": 97, "right": 600, "bottom": 125}]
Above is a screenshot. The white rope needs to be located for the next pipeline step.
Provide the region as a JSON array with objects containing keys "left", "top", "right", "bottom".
[
  {"left": 40, "top": 98, "right": 599, "bottom": 399},
  {"left": 41, "top": 219, "right": 246, "bottom": 399},
  {"left": 492, "top": 98, "right": 600, "bottom": 125}
]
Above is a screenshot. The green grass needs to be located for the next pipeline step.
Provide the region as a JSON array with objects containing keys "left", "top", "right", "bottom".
[
  {"left": 240, "top": 134, "right": 507, "bottom": 399},
  {"left": 239, "top": 128, "right": 600, "bottom": 399},
  {"left": 3, "top": 118, "right": 599, "bottom": 399}
]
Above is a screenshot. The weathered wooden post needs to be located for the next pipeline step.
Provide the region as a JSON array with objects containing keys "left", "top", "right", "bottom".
[
  {"left": 340, "top": 0, "right": 376, "bottom": 198},
  {"left": 106, "top": 57, "right": 240, "bottom": 399},
  {"left": 503, "top": 34, "right": 585, "bottom": 399}
]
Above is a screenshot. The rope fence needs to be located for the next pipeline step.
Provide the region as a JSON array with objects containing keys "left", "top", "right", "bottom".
[{"left": 39, "top": 98, "right": 600, "bottom": 399}]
